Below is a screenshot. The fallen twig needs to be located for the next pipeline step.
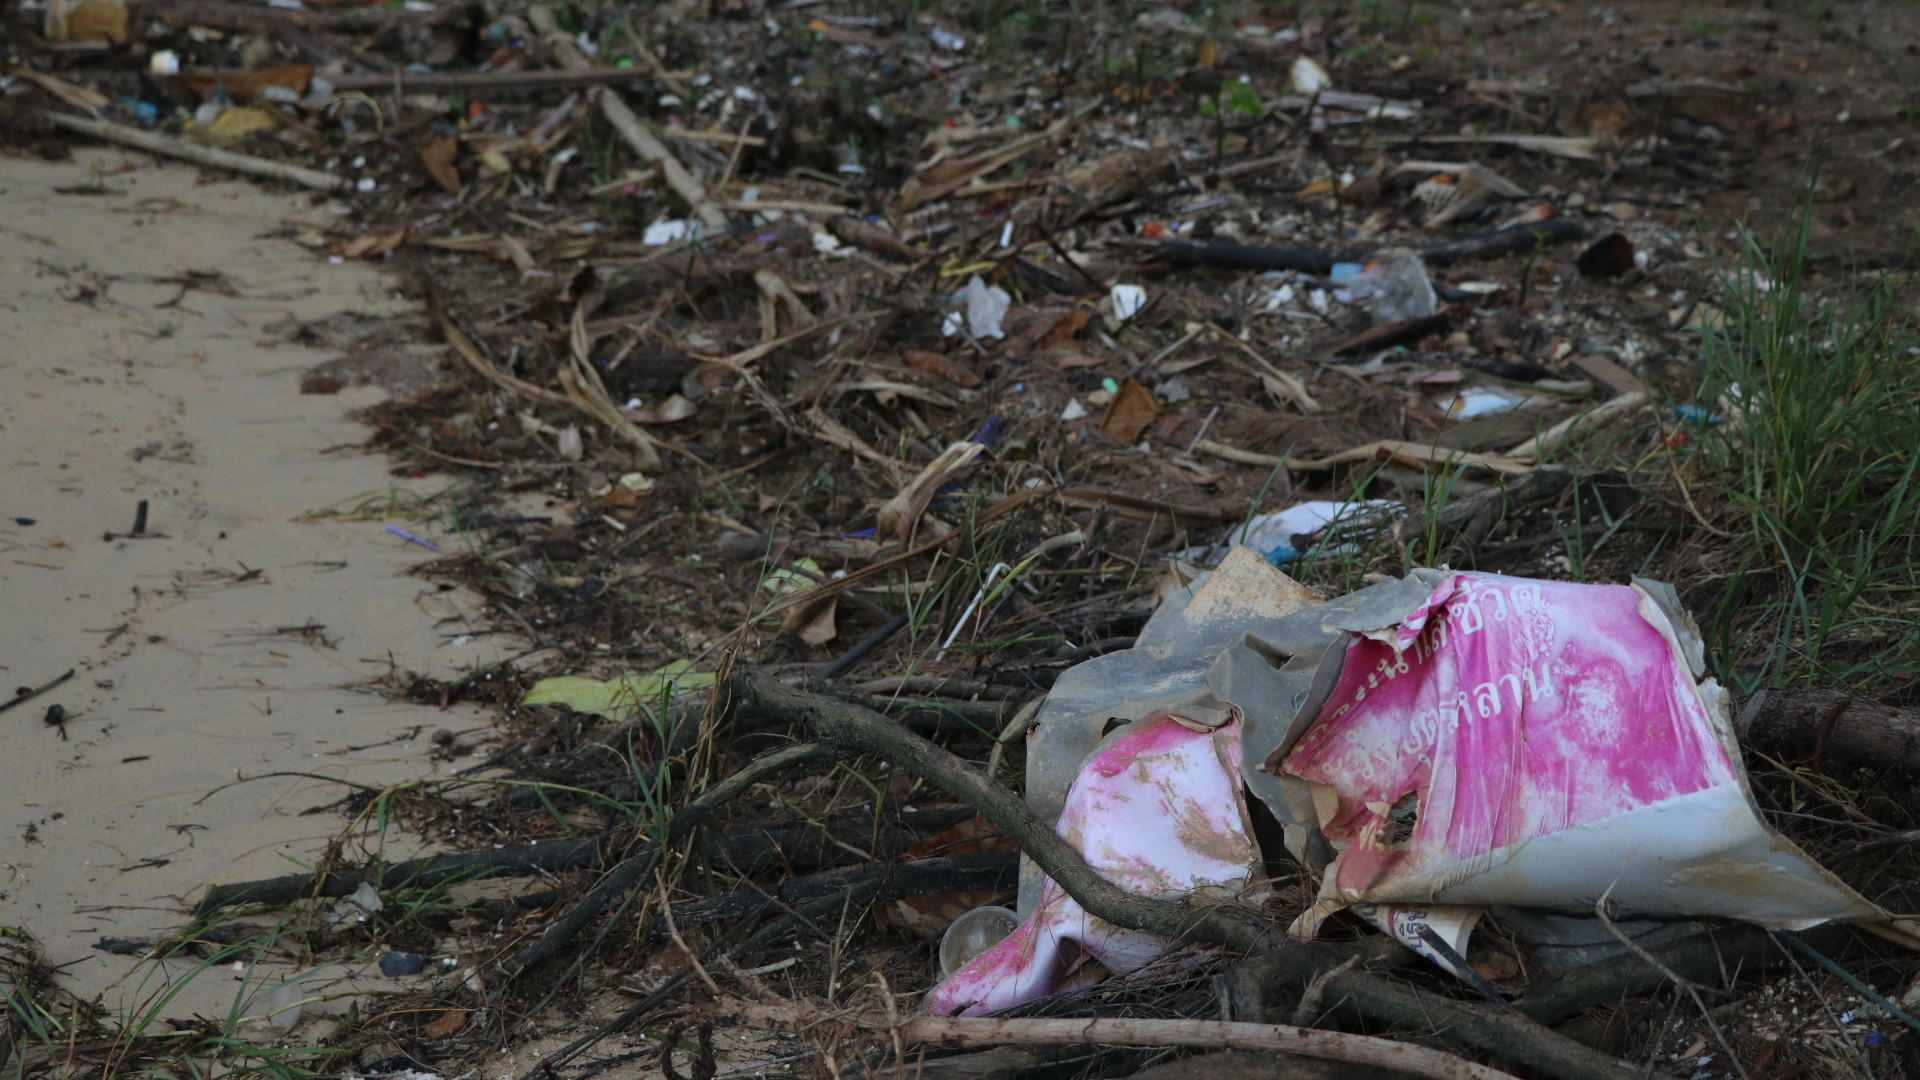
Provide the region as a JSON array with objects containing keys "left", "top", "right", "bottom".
[
  {"left": 436, "top": 306, "right": 571, "bottom": 406},
  {"left": 40, "top": 112, "right": 345, "bottom": 192},
  {"left": 724, "top": 675, "right": 1280, "bottom": 954},
  {"left": 529, "top": 5, "right": 724, "bottom": 229},
  {"left": 0, "top": 668, "right": 75, "bottom": 715},
  {"left": 326, "top": 67, "right": 662, "bottom": 95},
  {"left": 498, "top": 741, "right": 835, "bottom": 980},
  {"left": 729, "top": 1002, "right": 1517, "bottom": 1080}
]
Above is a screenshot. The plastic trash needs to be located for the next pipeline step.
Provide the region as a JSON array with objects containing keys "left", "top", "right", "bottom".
[
  {"left": 1290, "top": 57, "right": 1331, "bottom": 94},
  {"left": 1108, "top": 284, "right": 1147, "bottom": 323},
  {"left": 1257, "top": 571, "right": 1906, "bottom": 949},
  {"left": 1437, "top": 385, "right": 1527, "bottom": 419},
  {"left": 252, "top": 980, "right": 307, "bottom": 1030},
  {"left": 1180, "top": 500, "right": 1400, "bottom": 566},
  {"left": 963, "top": 274, "right": 1010, "bottom": 340},
  {"left": 941, "top": 551, "right": 1919, "bottom": 1016},
  {"left": 939, "top": 906, "right": 1019, "bottom": 978},
  {"left": 1350, "top": 255, "right": 1438, "bottom": 323},
  {"left": 642, "top": 219, "right": 689, "bottom": 246}
]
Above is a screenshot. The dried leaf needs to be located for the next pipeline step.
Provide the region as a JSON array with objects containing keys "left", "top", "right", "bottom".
[
  {"left": 797, "top": 595, "right": 838, "bottom": 645},
  {"left": 904, "top": 350, "right": 981, "bottom": 388},
  {"left": 421, "top": 135, "right": 461, "bottom": 194},
  {"left": 1039, "top": 309, "right": 1090, "bottom": 349},
  {"left": 340, "top": 227, "right": 406, "bottom": 260},
  {"left": 423, "top": 1009, "right": 468, "bottom": 1039},
  {"left": 1098, "top": 378, "right": 1161, "bottom": 445}
]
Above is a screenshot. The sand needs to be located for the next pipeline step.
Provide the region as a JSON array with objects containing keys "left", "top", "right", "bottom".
[{"left": 0, "top": 151, "right": 509, "bottom": 1022}]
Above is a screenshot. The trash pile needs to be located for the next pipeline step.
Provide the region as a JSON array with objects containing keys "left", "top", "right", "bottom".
[{"left": 8, "top": 0, "right": 1920, "bottom": 1078}]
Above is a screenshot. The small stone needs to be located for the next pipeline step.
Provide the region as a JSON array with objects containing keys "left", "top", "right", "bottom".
[{"left": 379, "top": 951, "right": 427, "bottom": 977}]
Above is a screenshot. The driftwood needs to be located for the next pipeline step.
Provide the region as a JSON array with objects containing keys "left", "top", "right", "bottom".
[
  {"left": 1740, "top": 688, "right": 1920, "bottom": 775},
  {"left": 725, "top": 674, "right": 1282, "bottom": 954},
  {"left": 41, "top": 112, "right": 345, "bottom": 192},
  {"left": 728, "top": 1003, "right": 1518, "bottom": 1080},
  {"left": 527, "top": 5, "right": 724, "bottom": 229}
]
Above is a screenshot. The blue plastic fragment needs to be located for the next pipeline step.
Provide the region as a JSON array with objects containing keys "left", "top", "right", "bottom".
[
  {"left": 1673, "top": 404, "right": 1724, "bottom": 425},
  {"left": 972, "top": 415, "right": 1003, "bottom": 447},
  {"left": 1330, "top": 262, "right": 1364, "bottom": 282}
]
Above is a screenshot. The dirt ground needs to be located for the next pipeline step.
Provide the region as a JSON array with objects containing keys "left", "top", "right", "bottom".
[{"left": 6, "top": 0, "right": 1920, "bottom": 1079}]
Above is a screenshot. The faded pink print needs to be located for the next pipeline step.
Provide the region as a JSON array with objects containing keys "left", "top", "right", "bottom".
[
  {"left": 925, "top": 714, "right": 1256, "bottom": 1016},
  {"left": 1283, "top": 572, "right": 1738, "bottom": 902}
]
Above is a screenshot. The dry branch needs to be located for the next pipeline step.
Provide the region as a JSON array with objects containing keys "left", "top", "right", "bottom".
[
  {"left": 1741, "top": 688, "right": 1920, "bottom": 775},
  {"left": 528, "top": 5, "right": 724, "bottom": 229},
  {"left": 499, "top": 741, "right": 835, "bottom": 980},
  {"left": 730, "top": 1002, "right": 1518, "bottom": 1080},
  {"left": 41, "top": 112, "right": 345, "bottom": 192},
  {"left": 437, "top": 307, "right": 571, "bottom": 406},
  {"left": 724, "top": 674, "right": 1281, "bottom": 954}
]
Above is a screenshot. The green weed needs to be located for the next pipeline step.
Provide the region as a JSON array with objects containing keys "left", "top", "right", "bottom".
[{"left": 1692, "top": 199, "right": 1920, "bottom": 692}]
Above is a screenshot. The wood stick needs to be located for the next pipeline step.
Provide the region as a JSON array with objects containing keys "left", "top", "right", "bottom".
[
  {"left": 724, "top": 675, "right": 1281, "bottom": 955},
  {"left": 528, "top": 5, "right": 724, "bottom": 229},
  {"left": 732, "top": 1003, "right": 1515, "bottom": 1080},
  {"left": 40, "top": 112, "right": 345, "bottom": 192},
  {"left": 326, "top": 67, "right": 658, "bottom": 95},
  {"left": 499, "top": 742, "right": 834, "bottom": 980},
  {"left": 435, "top": 307, "right": 571, "bottom": 406},
  {"left": 1503, "top": 391, "right": 1648, "bottom": 463}
]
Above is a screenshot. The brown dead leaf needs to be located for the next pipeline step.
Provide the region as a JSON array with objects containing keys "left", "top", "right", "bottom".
[
  {"left": 340, "top": 227, "right": 406, "bottom": 259},
  {"left": 1098, "top": 378, "right": 1161, "bottom": 445},
  {"left": 797, "top": 595, "right": 838, "bottom": 646},
  {"left": 904, "top": 350, "right": 981, "bottom": 388},
  {"left": 421, "top": 136, "right": 461, "bottom": 194},
  {"left": 1039, "top": 309, "right": 1090, "bottom": 349},
  {"left": 1053, "top": 352, "right": 1107, "bottom": 370},
  {"left": 423, "top": 1009, "right": 468, "bottom": 1039}
]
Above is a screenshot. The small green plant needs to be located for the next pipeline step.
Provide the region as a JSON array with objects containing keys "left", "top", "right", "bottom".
[{"left": 1693, "top": 186, "right": 1920, "bottom": 692}]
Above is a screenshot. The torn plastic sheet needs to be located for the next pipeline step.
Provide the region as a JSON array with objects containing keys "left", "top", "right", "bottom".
[
  {"left": 1258, "top": 570, "right": 1917, "bottom": 950},
  {"left": 984, "top": 553, "right": 1916, "bottom": 1017},
  {"left": 927, "top": 712, "right": 1258, "bottom": 1017}
]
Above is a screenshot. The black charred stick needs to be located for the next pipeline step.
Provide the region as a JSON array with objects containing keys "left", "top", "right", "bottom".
[{"left": 1, "top": 668, "right": 74, "bottom": 714}]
